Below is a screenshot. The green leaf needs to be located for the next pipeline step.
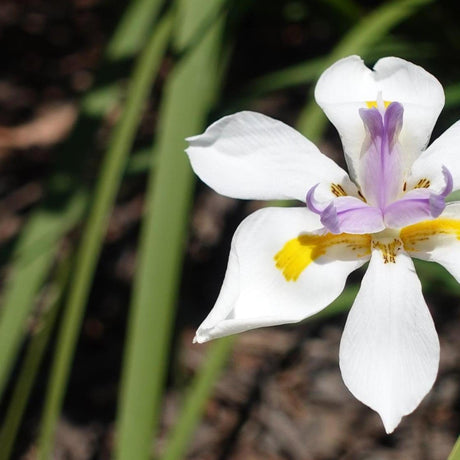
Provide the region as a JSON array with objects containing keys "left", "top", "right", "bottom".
[
  {"left": 0, "top": 255, "right": 72, "bottom": 460},
  {"left": 0, "top": 0, "right": 164, "bottom": 404},
  {"left": 0, "top": 193, "right": 86, "bottom": 401},
  {"left": 243, "top": 38, "right": 432, "bottom": 98},
  {"left": 36, "top": 12, "right": 173, "bottom": 459},
  {"left": 445, "top": 83, "right": 460, "bottom": 109},
  {"left": 159, "top": 337, "right": 235, "bottom": 460},
  {"left": 448, "top": 436, "right": 460, "bottom": 460},
  {"left": 114, "top": 1, "right": 227, "bottom": 458},
  {"left": 106, "top": 0, "right": 165, "bottom": 60}
]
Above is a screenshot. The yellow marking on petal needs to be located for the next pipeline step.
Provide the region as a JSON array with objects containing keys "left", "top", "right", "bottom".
[
  {"left": 366, "top": 100, "right": 391, "bottom": 109},
  {"left": 414, "top": 178, "right": 431, "bottom": 189},
  {"left": 400, "top": 218, "right": 460, "bottom": 252},
  {"left": 372, "top": 239, "right": 402, "bottom": 264},
  {"left": 274, "top": 233, "right": 371, "bottom": 282},
  {"left": 331, "top": 183, "right": 347, "bottom": 197}
]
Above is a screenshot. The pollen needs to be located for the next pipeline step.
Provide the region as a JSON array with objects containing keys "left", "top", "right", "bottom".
[
  {"left": 274, "top": 233, "right": 371, "bottom": 282},
  {"left": 331, "top": 183, "right": 347, "bottom": 197},
  {"left": 372, "top": 239, "right": 402, "bottom": 264},
  {"left": 400, "top": 218, "right": 460, "bottom": 252},
  {"left": 365, "top": 100, "right": 391, "bottom": 109},
  {"left": 413, "top": 178, "right": 431, "bottom": 189}
]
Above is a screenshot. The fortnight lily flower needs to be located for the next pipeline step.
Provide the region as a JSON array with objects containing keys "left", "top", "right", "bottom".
[{"left": 185, "top": 56, "right": 460, "bottom": 433}]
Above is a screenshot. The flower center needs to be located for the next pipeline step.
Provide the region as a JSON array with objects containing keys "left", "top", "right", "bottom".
[
  {"left": 274, "top": 216, "right": 460, "bottom": 277},
  {"left": 371, "top": 228, "right": 403, "bottom": 264}
]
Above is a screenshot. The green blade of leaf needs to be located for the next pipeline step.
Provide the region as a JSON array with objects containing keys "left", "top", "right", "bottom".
[
  {"left": 0, "top": 0, "right": 164, "bottom": 403},
  {"left": 448, "top": 437, "right": 460, "bottom": 460},
  {"left": 0, "top": 193, "right": 86, "bottom": 401},
  {"left": 321, "top": 0, "right": 363, "bottom": 21},
  {"left": 159, "top": 337, "right": 235, "bottom": 460},
  {"left": 0, "top": 254, "right": 72, "bottom": 460},
  {"left": 445, "top": 83, "right": 460, "bottom": 109},
  {"left": 36, "top": 13, "right": 173, "bottom": 460},
  {"left": 106, "top": 0, "right": 165, "bottom": 60},
  {"left": 114, "top": 1, "right": 226, "bottom": 458},
  {"left": 243, "top": 38, "right": 432, "bottom": 99}
]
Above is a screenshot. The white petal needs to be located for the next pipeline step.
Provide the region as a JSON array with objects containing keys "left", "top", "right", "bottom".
[
  {"left": 195, "top": 207, "right": 369, "bottom": 343},
  {"left": 400, "top": 202, "right": 460, "bottom": 282},
  {"left": 410, "top": 120, "right": 460, "bottom": 193},
  {"left": 186, "top": 111, "right": 348, "bottom": 202},
  {"left": 315, "top": 56, "right": 444, "bottom": 181},
  {"left": 340, "top": 250, "right": 439, "bottom": 433}
]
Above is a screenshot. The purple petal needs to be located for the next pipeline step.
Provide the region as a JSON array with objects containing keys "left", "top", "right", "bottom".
[
  {"left": 384, "top": 189, "right": 443, "bottom": 228},
  {"left": 384, "top": 102, "right": 404, "bottom": 150},
  {"left": 306, "top": 183, "right": 324, "bottom": 213},
  {"left": 384, "top": 166, "right": 454, "bottom": 228},
  {"left": 358, "top": 102, "right": 404, "bottom": 210},
  {"left": 441, "top": 165, "right": 453, "bottom": 197},
  {"left": 320, "top": 196, "right": 384, "bottom": 234}
]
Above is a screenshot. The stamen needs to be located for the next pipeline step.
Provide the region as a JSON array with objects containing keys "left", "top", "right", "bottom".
[
  {"left": 414, "top": 178, "right": 431, "bottom": 189},
  {"left": 372, "top": 238, "right": 402, "bottom": 264},
  {"left": 331, "top": 183, "right": 347, "bottom": 197}
]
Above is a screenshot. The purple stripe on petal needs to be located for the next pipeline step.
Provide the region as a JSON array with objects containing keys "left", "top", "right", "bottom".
[
  {"left": 359, "top": 107, "right": 383, "bottom": 144},
  {"left": 358, "top": 108, "right": 384, "bottom": 208},
  {"left": 320, "top": 196, "right": 384, "bottom": 234},
  {"left": 358, "top": 102, "right": 404, "bottom": 210},
  {"left": 384, "top": 102, "right": 404, "bottom": 150}
]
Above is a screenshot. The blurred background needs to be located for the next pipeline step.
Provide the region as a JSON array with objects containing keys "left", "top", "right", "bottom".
[{"left": 0, "top": 0, "right": 460, "bottom": 459}]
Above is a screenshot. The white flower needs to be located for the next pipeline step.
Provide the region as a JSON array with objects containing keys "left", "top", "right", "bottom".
[{"left": 185, "top": 56, "right": 460, "bottom": 433}]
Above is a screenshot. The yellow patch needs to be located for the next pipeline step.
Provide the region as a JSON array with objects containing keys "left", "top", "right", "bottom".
[
  {"left": 365, "top": 100, "right": 391, "bottom": 109},
  {"left": 274, "top": 233, "right": 371, "bottom": 282},
  {"left": 400, "top": 218, "right": 460, "bottom": 252}
]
